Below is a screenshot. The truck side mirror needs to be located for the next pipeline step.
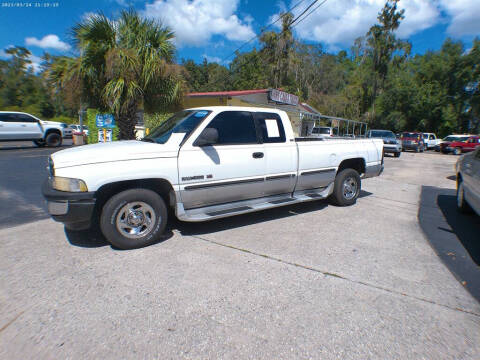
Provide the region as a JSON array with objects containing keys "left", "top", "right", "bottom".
[{"left": 194, "top": 127, "right": 219, "bottom": 147}]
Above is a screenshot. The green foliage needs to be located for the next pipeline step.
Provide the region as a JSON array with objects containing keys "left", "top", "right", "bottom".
[
  {"left": 51, "top": 10, "right": 184, "bottom": 140},
  {"left": 1, "top": 5, "right": 478, "bottom": 139},
  {"left": 86, "top": 108, "right": 99, "bottom": 144},
  {"left": 144, "top": 112, "right": 172, "bottom": 131},
  {"left": 49, "top": 115, "right": 77, "bottom": 125}
]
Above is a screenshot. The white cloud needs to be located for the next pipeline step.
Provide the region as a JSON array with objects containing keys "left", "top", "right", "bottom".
[
  {"left": 203, "top": 54, "right": 222, "bottom": 63},
  {"left": 142, "top": 0, "right": 255, "bottom": 46},
  {"left": 27, "top": 54, "right": 43, "bottom": 73},
  {"left": 25, "top": 34, "right": 71, "bottom": 51},
  {"left": 275, "top": 0, "right": 439, "bottom": 48},
  {"left": 440, "top": 0, "right": 480, "bottom": 37}
]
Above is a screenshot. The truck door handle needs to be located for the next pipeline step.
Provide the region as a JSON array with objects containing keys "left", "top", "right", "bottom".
[
  {"left": 21, "top": 124, "right": 27, "bottom": 127},
  {"left": 252, "top": 152, "right": 264, "bottom": 159}
]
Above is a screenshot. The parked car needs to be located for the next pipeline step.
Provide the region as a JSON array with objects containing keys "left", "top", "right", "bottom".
[
  {"left": 456, "top": 147, "right": 480, "bottom": 215},
  {"left": 69, "top": 124, "right": 89, "bottom": 136},
  {"left": 0, "top": 111, "right": 72, "bottom": 147},
  {"left": 401, "top": 132, "right": 425, "bottom": 152},
  {"left": 367, "top": 129, "right": 401, "bottom": 157},
  {"left": 437, "top": 134, "right": 472, "bottom": 153},
  {"left": 447, "top": 135, "right": 480, "bottom": 155},
  {"left": 310, "top": 126, "right": 333, "bottom": 138},
  {"left": 422, "top": 133, "right": 440, "bottom": 150},
  {"left": 43, "top": 106, "right": 384, "bottom": 249}
]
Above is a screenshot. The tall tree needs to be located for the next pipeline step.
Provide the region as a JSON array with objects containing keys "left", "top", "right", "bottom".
[{"left": 50, "top": 10, "right": 184, "bottom": 140}]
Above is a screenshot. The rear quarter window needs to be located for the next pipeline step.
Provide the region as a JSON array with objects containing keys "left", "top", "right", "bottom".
[{"left": 253, "top": 112, "right": 286, "bottom": 143}]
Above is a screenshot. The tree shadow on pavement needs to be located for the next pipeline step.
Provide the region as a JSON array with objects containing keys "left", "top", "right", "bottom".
[{"left": 418, "top": 186, "right": 480, "bottom": 302}]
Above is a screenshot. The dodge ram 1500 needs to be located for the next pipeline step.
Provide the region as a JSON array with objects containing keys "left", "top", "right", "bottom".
[{"left": 43, "top": 106, "right": 384, "bottom": 249}]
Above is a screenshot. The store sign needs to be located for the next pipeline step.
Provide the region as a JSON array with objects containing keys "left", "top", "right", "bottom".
[
  {"left": 96, "top": 114, "right": 115, "bottom": 128},
  {"left": 269, "top": 89, "right": 299, "bottom": 106}
]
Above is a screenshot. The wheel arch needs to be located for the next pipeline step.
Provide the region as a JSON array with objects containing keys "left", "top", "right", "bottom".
[
  {"left": 95, "top": 178, "right": 176, "bottom": 213},
  {"left": 44, "top": 128, "right": 62, "bottom": 137},
  {"left": 337, "top": 157, "right": 366, "bottom": 175}
]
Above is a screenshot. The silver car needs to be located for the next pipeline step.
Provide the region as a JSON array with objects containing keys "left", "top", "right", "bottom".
[
  {"left": 367, "top": 129, "right": 402, "bottom": 157},
  {"left": 456, "top": 147, "right": 480, "bottom": 215}
]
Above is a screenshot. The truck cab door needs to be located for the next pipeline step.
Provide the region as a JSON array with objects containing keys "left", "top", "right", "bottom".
[
  {"left": 0, "top": 113, "right": 19, "bottom": 139},
  {"left": 178, "top": 111, "right": 266, "bottom": 210},
  {"left": 14, "top": 114, "right": 43, "bottom": 139},
  {"left": 252, "top": 112, "right": 297, "bottom": 197}
]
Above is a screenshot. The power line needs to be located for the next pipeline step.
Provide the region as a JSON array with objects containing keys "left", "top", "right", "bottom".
[
  {"left": 290, "top": 0, "right": 319, "bottom": 26},
  {"left": 222, "top": 0, "right": 310, "bottom": 62},
  {"left": 292, "top": 0, "right": 328, "bottom": 28}
]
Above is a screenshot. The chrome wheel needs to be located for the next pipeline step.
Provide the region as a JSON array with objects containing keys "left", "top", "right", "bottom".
[
  {"left": 115, "top": 202, "right": 156, "bottom": 239},
  {"left": 343, "top": 176, "right": 358, "bottom": 200}
]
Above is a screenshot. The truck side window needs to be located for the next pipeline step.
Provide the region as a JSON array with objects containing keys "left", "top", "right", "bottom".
[
  {"left": 207, "top": 111, "right": 258, "bottom": 145},
  {"left": 15, "top": 114, "right": 37, "bottom": 123},
  {"left": 253, "top": 112, "right": 286, "bottom": 143},
  {"left": 429, "top": 135, "right": 435, "bottom": 140},
  {"left": 0, "top": 113, "right": 17, "bottom": 122}
]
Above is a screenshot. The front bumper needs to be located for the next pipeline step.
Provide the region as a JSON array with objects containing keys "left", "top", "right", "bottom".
[
  {"left": 42, "top": 179, "right": 96, "bottom": 230},
  {"left": 402, "top": 142, "right": 421, "bottom": 150},
  {"left": 383, "top": 144, "right": 401, "bottom": 153}
]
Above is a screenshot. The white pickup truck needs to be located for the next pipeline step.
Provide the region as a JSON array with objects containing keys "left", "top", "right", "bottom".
[{"left": 43, "top": 107, "right": 384, "bottom": 249}]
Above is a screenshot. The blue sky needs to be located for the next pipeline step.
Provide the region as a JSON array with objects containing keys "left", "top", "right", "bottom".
[{"left": 0, "top": 0, "right": 478, "bottom": 71}]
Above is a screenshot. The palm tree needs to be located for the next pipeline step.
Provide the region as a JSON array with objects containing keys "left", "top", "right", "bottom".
[{"left": 51, "top": 10, "right": 184, "bottom": 139}]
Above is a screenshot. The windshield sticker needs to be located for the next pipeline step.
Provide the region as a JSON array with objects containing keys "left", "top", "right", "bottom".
[
  {"left": 195, "top": 111, "right": 208, "bottom": 117},
  {"left": 265, "top": 119, "right": 280, "bottom": 138}
]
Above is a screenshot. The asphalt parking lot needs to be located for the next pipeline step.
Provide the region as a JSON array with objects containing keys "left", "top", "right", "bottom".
[{"left": 1, "top": 144, "right": 479, "bottom": 359}]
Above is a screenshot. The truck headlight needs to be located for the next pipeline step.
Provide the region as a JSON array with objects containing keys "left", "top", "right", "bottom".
[{"left": 52, "top": 177, "right": 88, "bottom": 192}]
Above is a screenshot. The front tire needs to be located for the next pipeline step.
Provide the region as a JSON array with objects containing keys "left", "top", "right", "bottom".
[
  {"left": 457, "top": 181, "right": 472, "bottom": 214},
  {"left": 45, "top": 132, "right": 62, "bottom": 147},
  {"left": 394, "top": 152, "right": 401, "bottom": 158},
  {"left": 329, "top": 168, "right": 361, "bottom": 206},
  {"left": 100, "top": 188, "right": 168, "bottom": 249},
  {"left": 453, "top": 147, "right": 462, "bottom": 155}
]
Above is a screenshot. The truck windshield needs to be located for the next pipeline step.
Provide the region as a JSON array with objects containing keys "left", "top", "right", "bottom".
[
  {"left": 145, "top": 110, "right": 211, "bottom": 144},
  {"left": 370, "top": 130, "right": 395, "bottom": 138}
]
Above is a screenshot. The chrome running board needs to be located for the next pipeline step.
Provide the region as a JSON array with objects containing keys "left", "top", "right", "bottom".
[{"left": 176, "top": 183, "right": 334, "bottom": 222}]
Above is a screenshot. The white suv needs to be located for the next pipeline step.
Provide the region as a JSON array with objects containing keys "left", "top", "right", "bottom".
[{"left": 0, "top": 111, "right": 72, "bottom": 147}]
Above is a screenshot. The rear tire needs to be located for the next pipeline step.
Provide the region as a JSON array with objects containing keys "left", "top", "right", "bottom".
[
  {"left": 329, "top": 168, "right": 361, "bottom": 206},
  {"left": 45, "top": 132, "right": 62, "bottom": 147},
  {"left": 457, "top": 181, "right": 472, "bottom": 214},
  {"left": 100, "top": 188, "right": 168, "bottom": 249},
  {"left": 453, "top": 147, "right": 462, "bottom": 155}
]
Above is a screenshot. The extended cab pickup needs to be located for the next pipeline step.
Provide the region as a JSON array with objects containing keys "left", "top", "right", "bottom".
[{"left": 43, "top": 107, "right": 384, "bottom": 249}]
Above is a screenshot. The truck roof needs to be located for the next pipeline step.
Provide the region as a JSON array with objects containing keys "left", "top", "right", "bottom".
[{"left": 185, "top": 106, "right": 287, "bottom": 115}]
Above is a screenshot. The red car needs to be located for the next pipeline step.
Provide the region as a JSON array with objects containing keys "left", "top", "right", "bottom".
[
  {"left": 401, "top": 132, "right": 425, "bottom": 152},
  {"left": 447, "top": 135, "right": 480, "bottom": 155}
]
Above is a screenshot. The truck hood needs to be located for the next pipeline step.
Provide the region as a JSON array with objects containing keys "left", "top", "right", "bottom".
[{"left": 52, "top": 140, "right": 180, "bottom": 169}]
